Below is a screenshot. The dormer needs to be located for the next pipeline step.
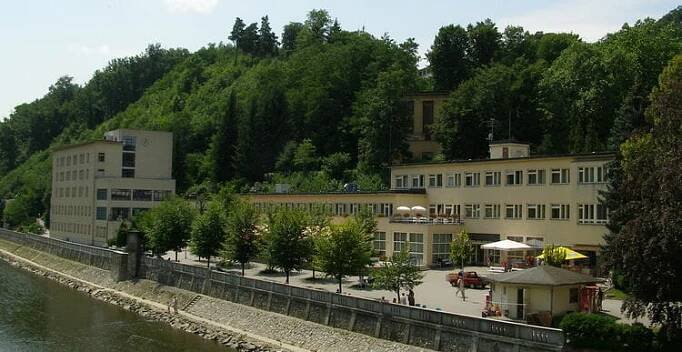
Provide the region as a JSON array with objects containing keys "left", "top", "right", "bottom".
[{"left": 489, "top": 140, "right": 530, "bottom": 159}]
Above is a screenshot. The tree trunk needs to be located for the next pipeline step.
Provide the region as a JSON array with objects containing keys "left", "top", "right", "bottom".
[
  {"left": 338, "top": 276, "right": 343, "bottom": 294},
  {"left": 312, "top": 268, "right": 316, "bottom": 280},
  {"left": 285, "top": 270, "right": 290, "bottom": 284},
  {"left": 207, "top": 256, "right": 211, "bottom": 269},
  {"left": 241, "top": 262, "right": 245, "bottom": 277},
  {"left": 396, "top": 289, "right": 401, "bottom": 302},
  {"left": 175, "top": 251, "right": 178, "bottom": 262}
]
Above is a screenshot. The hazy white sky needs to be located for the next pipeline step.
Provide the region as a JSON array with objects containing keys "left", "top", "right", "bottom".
[{"left": 0, "top": 0, "right": 677, "bottom": 120}]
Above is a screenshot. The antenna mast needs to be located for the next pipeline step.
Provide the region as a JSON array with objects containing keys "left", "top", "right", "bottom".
[{"left": 487, "top": 118, "right": 496, "bottom": 142}]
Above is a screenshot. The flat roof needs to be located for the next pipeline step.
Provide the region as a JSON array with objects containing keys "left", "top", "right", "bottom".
[
  {"left": 244, "top": 189, "right": 426, "bottom": 197},
  {"left": 392, "top": 151, "right": 615, "bottom": 168},
  {"left": 52, "top": 140, "right": 121, "bottom": 152}
]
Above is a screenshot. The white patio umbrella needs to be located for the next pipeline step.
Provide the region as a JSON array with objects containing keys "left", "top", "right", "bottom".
[
  {"left": 396, "top": 206, "right": 411, "bottom": 216},
  {"left": 481, "top": 239, "right": 531, "bottom": 251},
  {"left": 411, "top": 205, "right": 426, "bottom": 213}
]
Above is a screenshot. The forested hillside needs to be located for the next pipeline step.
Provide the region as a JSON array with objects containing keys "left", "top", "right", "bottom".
[{"left": 0, "top": 8, "right": 680, "bottom": 230}]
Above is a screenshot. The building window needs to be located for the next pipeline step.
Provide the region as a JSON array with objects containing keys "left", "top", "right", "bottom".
[
  {"left": 335, "top": 203, "right": 347, "bottom": 216},
  {"left": 432, "top": 233, "right": 452, "bottom": 264},
  {"left": 111, "top": 189, "right": 132, "bottom": 201},
  {"left": 464, "top": 172, "right": 480, "bottom": 187},
  {"left": 411, "top": 175, "right": 425, "bottom": 189},
  {"left": 133, "top": 189, "right": 153, "bottom": 202},
  {"left": 122, "top": 169, "right": 135, "bottom": 178},
  {"left": 98, "top": 152, "right": 105, "bottom": 162},
  {"left": 550, "top": 204, "right": 570, "bottom": 220},
  {"left": 569, "top": 288, "right": 579, "bottom": 303},
  {"left": 464, "top": 204, "right": 480, "bottom": 218},
  {"left": 578, "top": 204, "right": 608, "bottom": 224},
  {"left": 153, "top": 190, "right": 172, "bottom": 202},
  {"left": 484, "top": 171, "right": 501, "bottom": 186},
  {"left": 394, "top": 175, "right": 408, "bottom": 189},
  {"left": 122, "top": 152, "right": 136, "bottom": 167},
  {"left": 506, "top": 170, "right": 523, "bottom": 186},
  {"left": 444, "top": 204, "right": 460, "bottom": 218},
  {"left": 393, "top": 232, "right": 408, "bottom": 252},
  {"left": 446, "top": 173, "right": 461, "bottom": 187},
  {"left": 505, "top": 204, "right": 523, "bottom": 219},
  {"left": 373, "top": 232, "right": 386, "bottom": 257},
  {"left": 527, "top": 169, "right": 546, "bottom": 185},
  {"left": 527, "top": 204, "right": 546, "bottom": 220},
  {"left": 551, "top": 168, "right": 570, "bottom": 184},
  {"left": 422, "top": 101, "right": 434, "bottom": 140},
  {"left": 484, "top": 204, "right": 501, "bottom": 219},
  {"left": 122, "top": 135, "right": 137, "bottom": 151},
  {"left": 379, "top": 203, "right": 392, "bottom": 217},
  {"left": 578, "top": 165, "right": 607, "bottom": 184},
  {"left": 79, "top": 153, "right": 84, "bottom": 164},
  {"left": 96, "top": 207, "right": 107, "bottom": 220},
  {"left": 428, "top": 174, "right": 443, "bottom": 187},
  {"left": 409, "top": 233, "right": 424, "bottom": 266},
  {"left": 110, "top": 207, "right": 130, "bottom": 221}
]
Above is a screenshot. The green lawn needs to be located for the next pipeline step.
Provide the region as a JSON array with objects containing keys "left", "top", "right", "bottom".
[{"left": 605, "top": 288, "right": 629, "bottom": 300}]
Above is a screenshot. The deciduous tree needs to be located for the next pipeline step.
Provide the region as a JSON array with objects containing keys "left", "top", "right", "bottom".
[
  {"left": 372, "top": 247, "right": 424, "bottom": 301},
  {"left": 314, "top": 220, "right": 372, "bottom": 293},
  {"left": 267, "top": 208, "right": 314, "bottom": 283},
  {"left": 223, "top": 200, "right": 261, "bottom": 276},
  {"left": 190, "top": 201, "right": 225, "bottom": 269}
]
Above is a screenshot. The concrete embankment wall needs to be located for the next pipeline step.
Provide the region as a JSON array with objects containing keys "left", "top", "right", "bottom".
[{"left": 0, "top": 229, "right": 564, "bottom": 352}]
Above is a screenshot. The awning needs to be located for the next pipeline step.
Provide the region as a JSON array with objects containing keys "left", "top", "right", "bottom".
[
  {"left": 481, "top": 239, "right": 531, "bottom": 251},
  {"left": 536, "top": 246, "right": 588, "bottom": 260}
]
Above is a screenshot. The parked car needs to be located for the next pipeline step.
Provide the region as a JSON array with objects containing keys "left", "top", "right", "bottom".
[{"left": 446, "top": 271, "right": 488, "bottom": 289}]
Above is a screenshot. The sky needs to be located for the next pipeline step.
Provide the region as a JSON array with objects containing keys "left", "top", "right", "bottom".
[{"left": 0, "top": 0, "right": 678, "bottom": 120}]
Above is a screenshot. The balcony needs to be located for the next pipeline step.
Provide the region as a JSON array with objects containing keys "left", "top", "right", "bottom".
[{"left": 389, "top": 216, "right": 463, "bottom": 225}]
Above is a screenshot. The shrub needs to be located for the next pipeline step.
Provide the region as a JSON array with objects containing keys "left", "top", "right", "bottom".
[
  {"left": 560, "top": 313, "right": 620, "bottom": 349},
  {"left": 621, "top": 323, "right": 654, "bottom": 351}
]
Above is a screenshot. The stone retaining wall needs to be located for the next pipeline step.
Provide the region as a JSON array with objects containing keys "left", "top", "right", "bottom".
[
  {"left": 140, "top": 257, "right": 564, "bottom": 352},
  {"left": 0, "top": 228, "right": 129, "bottom": 281}
]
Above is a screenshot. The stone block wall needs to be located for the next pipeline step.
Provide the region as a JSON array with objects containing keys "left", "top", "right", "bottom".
[{"left": 139, "top": 257, "right": 565, "bottom": 352}]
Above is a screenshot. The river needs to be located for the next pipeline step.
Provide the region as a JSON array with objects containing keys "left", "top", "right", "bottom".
[{"left": 0, "top": 260, "right": 231, "bottom": 352}]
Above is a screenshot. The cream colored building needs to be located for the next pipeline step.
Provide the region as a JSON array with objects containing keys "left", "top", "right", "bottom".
[
  {"left": 405, "top": 92, "right": 448, "bottom": 160},
  {"left": 248, "top": 141, "right": 613, "bottom": 268},
  {"left": 50, "top": 129, "right": 175, "bottom": 246}
]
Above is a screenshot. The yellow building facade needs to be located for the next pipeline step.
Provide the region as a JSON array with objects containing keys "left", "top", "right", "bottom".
[
  {"left": 248, "top": 142, "right": 613, "bottom": 268},
  {"left": 50, "top": 129, "right": 175, "bottom": 246}
]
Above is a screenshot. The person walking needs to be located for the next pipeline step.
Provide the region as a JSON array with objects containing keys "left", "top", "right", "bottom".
[
  {"left": 400, "top": 292, "right": 407, "bottom": 305},
  {"left": 455, "top": 277, "right": 466, "bottom": 301},
  {"left": 171, "top": 296, "right": 178, "bottom": 314},
  {"left": 408, "top": 289, "right": 415, "bottom": 306}
]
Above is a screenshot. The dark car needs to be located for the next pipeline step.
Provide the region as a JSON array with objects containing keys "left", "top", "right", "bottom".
[{"left": 446, "top": 271, "right": 487, "bottom": 289}]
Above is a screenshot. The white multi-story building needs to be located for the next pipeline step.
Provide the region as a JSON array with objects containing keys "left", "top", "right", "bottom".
[
  {"left": 248, "top": 141, "right": 613, "bottom": 268},
  {"left": 50, "top": 129, "right": 175, "bottom": 246}
]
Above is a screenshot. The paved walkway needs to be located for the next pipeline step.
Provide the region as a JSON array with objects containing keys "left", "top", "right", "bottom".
[{"left": 162, "top": 249, "right": 632, "bottom": 323}]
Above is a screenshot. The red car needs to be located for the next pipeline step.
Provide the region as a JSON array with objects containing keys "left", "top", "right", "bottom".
[{"left": 446, "top": 271, "right": 487, "bottom": 289}]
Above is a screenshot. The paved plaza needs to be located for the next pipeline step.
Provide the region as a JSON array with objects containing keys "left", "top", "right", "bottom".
[{"left": 162, "top": 248, "right": 636, "bottom": 324}]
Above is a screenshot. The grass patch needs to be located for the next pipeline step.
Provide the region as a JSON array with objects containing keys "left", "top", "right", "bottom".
[{"left": 605, "top": 288, "right": 629, "bottom": 300}]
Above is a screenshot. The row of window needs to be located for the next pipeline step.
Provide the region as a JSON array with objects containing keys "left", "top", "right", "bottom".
[
  {"left": 425, "top": 203, "right": 606, "bottom": 223},
  {"left": 96, "top": 207, "right": 150, "bottom": 221},
  {"left": 55, "top": 169, "right": 91, "bottom": 183},
  {"left": 253, "top": 202, "right": 394, "bottom": 217},
  {"left": 55, "top": 152, "right": 106, "bottom": 169},
  {"left": 98, "top": 189, "right": 172, "bottom": 202},
  {"left": 55, "top": 186, "right": 90, "bottom": 199},
  {"left": 394, "top": 165, "right": 607, "bottom": 189},
  {"left": 52, "top": 204, "right": 92, "bottom": 218},
  {"left": 52, "top": 222, "right": 91, "bottom": 236}
]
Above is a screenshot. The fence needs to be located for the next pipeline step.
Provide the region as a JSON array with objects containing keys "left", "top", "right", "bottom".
[{"left": 140, "top": 256, "right": 565, "bottom": 351}]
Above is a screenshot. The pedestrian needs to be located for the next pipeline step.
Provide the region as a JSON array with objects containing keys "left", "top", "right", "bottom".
[
  {"left": 455, "top": 278, "right": 466, "bottom": 301},
  {"left": 167, "top": 298, "right": 172, "bottom": 314},
  {"left": 392, "top": 297, "right": 397, "bottom": 304},
  {"left": 171, "top": 296, "right": 178, "bottom": 314},
  {"left": 408, "top": 289, "right": 415, "bottom": 306},
  {"left": 400, "top": 292, "right": 407, "bottom": 305},
  {"left": 597, "top": 287, "right": 604, "bottom": 311}
]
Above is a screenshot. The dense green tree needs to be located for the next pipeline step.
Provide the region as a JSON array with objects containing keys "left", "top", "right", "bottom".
[
  {"left": 603, "top": 55, "right": 682, "bottom": 343},
  {"left": 372, "top": 247, "right": 424, "bottom": 301},
  {"left": 257, "top": 16, "right": 278, "bottom": 57},
  {"left": 266, "top": 207, "right": 314, "bottom": 283},
  {"left": 314, "top": 220, "right": 373, "bottom": 293},
  {"left": 209, "top": 91, "right": 238, "bottom": 183},
  {"left": 320, "top": 152, "right": 351, "bottom": 180},
  {"left": 281, "top": 22, "right": 304, "bottom": 54},
  {"left": 293, "top": 139, "right": 320, "bottom": 172},
  {"left": 223, "top": 200, "right": 261, "bottom": 276},
  {"left": 467, "top": 19, "right": 502, "bottom": 66},
  {"left": 535, "top": 33, "right": 579, "bottom": 62},
  {"left": 450, "top": 230, "right": 474, "bottom": 270},
  {"left": 229, "top": 17, "right": 246, "bottom": 47},
  {"left": 240, "top": 23, "right": 260, "bottom": 56},
  {"left": 190, "top": 201, "right": 225, "bottom": 269},
  {"left": 143, "top": 197, "right": 196, "bottom": 259},
  {"left": 427, "top": 25, "right": 471, "bottom": 91}
]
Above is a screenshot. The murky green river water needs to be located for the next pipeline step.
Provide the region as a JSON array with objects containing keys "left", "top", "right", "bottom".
[{"left": 0, "top": 260, "right": 230, "bottom": 352}]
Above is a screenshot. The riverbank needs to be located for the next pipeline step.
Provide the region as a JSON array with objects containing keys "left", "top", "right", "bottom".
[{"left": 0, "top": 239, "right": 429, "bottom": 352}]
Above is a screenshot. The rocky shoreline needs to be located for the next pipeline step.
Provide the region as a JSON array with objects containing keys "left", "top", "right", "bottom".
[{"left": 0, "top": 251, "right": 281, "bottom": 352}]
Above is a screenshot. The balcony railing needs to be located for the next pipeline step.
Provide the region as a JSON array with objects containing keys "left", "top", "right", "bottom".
[{"left": 390, "top": 216, "right": 463, "bottom": 225}]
